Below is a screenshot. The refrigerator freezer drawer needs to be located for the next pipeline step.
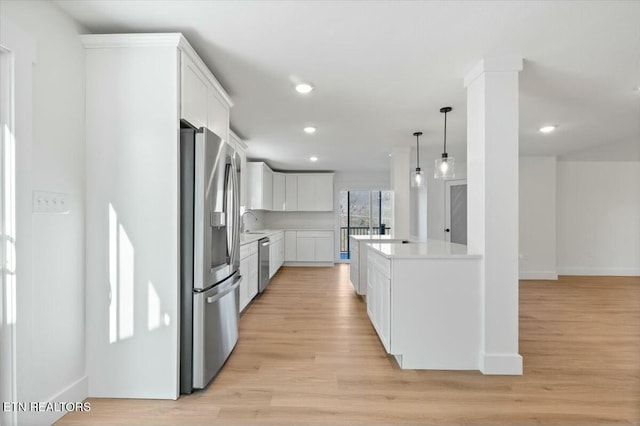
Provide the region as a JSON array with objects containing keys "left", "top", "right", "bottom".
[{"left": 192, "top": 273, "right": 240, "bottom": 390}]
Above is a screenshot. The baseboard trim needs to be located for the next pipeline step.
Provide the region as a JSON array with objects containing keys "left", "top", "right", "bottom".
[
  {"left": 519, "top": 271, "right": 558, "bottom": 280},
  {"left": 283, "top": 262, "right": 334, "bottom": 267},
  {"left": 557, "top": 267, "right": 640, "bottom": 276},
  {"left": 479, "top": 352, "right": 523, "bottom": 375},
  {"left": 17, "top": 375, "right": 88, "bottom": 426}
]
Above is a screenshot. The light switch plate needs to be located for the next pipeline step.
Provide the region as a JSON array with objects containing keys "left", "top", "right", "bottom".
[{"left": 33, "top": 191, "right": 70, "bottom": 214}]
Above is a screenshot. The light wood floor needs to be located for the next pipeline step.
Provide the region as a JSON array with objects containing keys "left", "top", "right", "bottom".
[{"left": 58, "top": 266, "right": 640, "bottom": 425}]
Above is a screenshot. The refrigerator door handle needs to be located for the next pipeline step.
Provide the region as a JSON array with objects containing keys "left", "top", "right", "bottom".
[
  {"left": 229, "top": 156, "right": 241, "bottom": 267},
  {"left": 206, "top": 275, "right": 241, "bottom": 304}
]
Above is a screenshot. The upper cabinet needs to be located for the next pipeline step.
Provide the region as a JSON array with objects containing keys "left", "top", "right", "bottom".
[
  {"left": 297, "top": 174, "right": 334, "bottom": 211},
  {"left": 180, "top": 49, "right": 232, "bottom": 141},
  {"left": 285, "top": 174, "right": 298, "bottom": 211},
  {"left": 180, "top": 53, "right": 208, "bottom": 129},
  {"left": 246, "top": 166, "right": 333, "bottom": 212},
  {"left": 272, "top": 172, "right": 286, "bottom": 212},
  {"left": 247, "top": 162, "right": 273, "bottom": 210}
]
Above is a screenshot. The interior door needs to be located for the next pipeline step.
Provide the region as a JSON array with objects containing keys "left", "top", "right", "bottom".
[{"left": 445, "top": 179, "right": 467, "bottom": 244}]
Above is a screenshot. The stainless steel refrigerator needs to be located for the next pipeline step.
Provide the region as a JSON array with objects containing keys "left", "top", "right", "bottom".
[{"left": 180, "top": 126, "right": 241, "bottom": 394}]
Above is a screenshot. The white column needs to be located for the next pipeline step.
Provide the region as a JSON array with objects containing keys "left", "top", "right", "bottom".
[
  {"left": 390, "top": 145, "right": 411, "bottom": 238},
  {"left": 464, "top": 56, "right": 523, "bottom": 375}
]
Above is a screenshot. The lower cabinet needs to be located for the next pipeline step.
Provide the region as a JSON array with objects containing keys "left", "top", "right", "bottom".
[
  {"left": 294, "top": 231, "right": 334, "bottom": 263},
  {"left": 269, "top": 231, "right": 284, "bottom": 278},
  {"left": 284, "top": 230, "right": 297, "bottom": 261},
  {"left": 239, "top": 242, "right": 258, "bottom": 312},
  {"left": 366, "top": 251, "right": 391, "bottom": 352}
]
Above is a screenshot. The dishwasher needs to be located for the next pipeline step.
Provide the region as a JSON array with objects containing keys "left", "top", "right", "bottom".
[{"left": 258, "top": 237, "right": 271, "bottom": 293}]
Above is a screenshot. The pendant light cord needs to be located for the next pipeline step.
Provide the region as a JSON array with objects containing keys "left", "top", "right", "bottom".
[
  {"left": 443, "top": 111, "right": 447, "bottom": 154},
  {"left": 416, "top": 134, "right": 420, "bottom": 168}
]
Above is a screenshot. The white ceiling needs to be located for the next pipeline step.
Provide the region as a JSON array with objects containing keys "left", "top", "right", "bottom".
[{"left": 55, "top": 0, "right": 640, "bottom": 172}]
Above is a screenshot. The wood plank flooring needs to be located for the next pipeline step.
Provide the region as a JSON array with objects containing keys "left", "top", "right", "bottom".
[{"left": 57, "top": 266, "right": 640, "bottom": 425}]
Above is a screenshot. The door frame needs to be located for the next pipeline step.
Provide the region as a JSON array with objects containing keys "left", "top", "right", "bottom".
[{"left": 444, "top": 179, "right": 467, "bottom": 242}]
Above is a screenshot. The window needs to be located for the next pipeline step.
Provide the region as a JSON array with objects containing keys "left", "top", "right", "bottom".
[{"left": 339, "top": 190, "right": 392, "bottom": 259}]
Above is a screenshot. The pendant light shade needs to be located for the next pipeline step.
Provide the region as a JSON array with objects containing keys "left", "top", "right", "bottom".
[
  {"left": 411, "top": 131, "right": 424, "bottom": 187},
  {"left": 434, "top": 106, "right": 455, "bottom": 179}
]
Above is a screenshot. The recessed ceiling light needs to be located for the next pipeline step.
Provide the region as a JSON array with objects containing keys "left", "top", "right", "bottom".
[
  {"left": 295, "top": 83, "right": 314, "bottom": 94},
  {"left": 303, "top": 126, "right": 316, "bottom": 134},
  {"left": 539, "top": 125, "right": 556, "bottom": 133},
  {"left": 309, "top": 156, "right": 318, "bottom": 162}
]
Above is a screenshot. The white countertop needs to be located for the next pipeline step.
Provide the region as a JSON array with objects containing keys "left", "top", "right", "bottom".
[
  {"left": 351, "top": 234, "right": 411, "bottom": 242},
  {"left": 240, "top": 228, "right": 332, "bottom": 245},
  {"left": 367, "top": 239, "right": 482, "bottom": 259}
]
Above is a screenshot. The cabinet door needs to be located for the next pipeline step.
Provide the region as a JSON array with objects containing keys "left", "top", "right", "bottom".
[
  {"left": 269, "top": 241, "right": 278, "bottom": 278},
  {"left": 262, "top": 165, "right": 273, "bottom": 211},
  {"left": 380, "top": 274, "right": 391, "bottom": 352},
  {"left": 239, "top": 257, "right": 250, "bottom": 311},
  {"left": 181, "top": 53, "right": 208, "bottom": 129},
  {"left": 207, "top": 87, "right": 229, "bottom": 142},
  {"left": 315, "top": 236, "right": 334, "bottom": 262},
  {"left": 278, "top": 239, "right": 285, "bottom": 268},
  {"left": 296, "top": 237, "right": 315, "bottom": 262},
  {"left": 366, "top": 263, "right": 376, "bottom": 325},
  {"left": 285, "top": 174, "right": 298, "bottom": 211},
  {"left": 284, "top": 231, "right": 297, "bottom": 261},
  {"left": 315, "top": 174, "right": 334, "bottom": 211},
  {"left": 272, "top": 172, "right": 285, "bottom": 211},
  {"left": 349, "top": 239, "right": 359, "bottom": 291},
  {"left": 296, "top": 175, "right": 315, "bottom": 211},
  {"left": 248, "top": 252, "right": 258, "bottom": 299}
]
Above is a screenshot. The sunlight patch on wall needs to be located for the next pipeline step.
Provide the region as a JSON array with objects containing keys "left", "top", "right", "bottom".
[
  {"left": 108, "top": 203, "right": 135, "bottom": 342},
  {"left": 147, "top": 280, "right": 161, "bottom": 331}
]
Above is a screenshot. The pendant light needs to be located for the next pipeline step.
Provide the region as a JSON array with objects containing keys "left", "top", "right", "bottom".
[
  {"left": 411, "top": 131, "right": 424, "bottom": 187},
  {"left": 434, "top": 106, "right": 455, "bottom": 179}
]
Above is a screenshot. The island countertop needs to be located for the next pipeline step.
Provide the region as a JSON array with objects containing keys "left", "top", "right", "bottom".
[
  {"left": 350, "top": 234, "right": 412, "bottom": 242},
  {"left": 367, "top": 239, "right": 481, "bottom": 259}
]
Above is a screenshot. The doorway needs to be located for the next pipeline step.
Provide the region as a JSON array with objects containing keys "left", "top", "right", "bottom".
[
  {"left": 338, "top": 190, "right": 392, "bottom": 260},
  {"left": 445, "top": 179, "right": 467, "bottom": 244}
]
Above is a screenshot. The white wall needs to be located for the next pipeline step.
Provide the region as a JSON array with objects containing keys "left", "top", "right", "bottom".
[
  {"left": 0, "top": 1, "right": 87, "bottom": 424},
  {"left": 557, "top": 161, "right": 640, "bottom": 275},
  {"left": 519, "top": 157, "right": 557, "bottom": 279}
]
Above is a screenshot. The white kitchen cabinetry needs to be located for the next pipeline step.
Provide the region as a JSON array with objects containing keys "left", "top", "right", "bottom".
[
  {"left": 229, "top": 131, "right": 248, "bottom": 209},
  {"left": 180, "top": 51, "right": 232, "bottom": 138},
  {"left": 285, "top": 174, "right": 298, "bottom": 211},
  {"left": 272, "top": 172, "right": 286, "bottom": 211},
  {"left": 294, "top": 231, "right": 334, "bottom": 263},
  {"left": 207, "top": 84, "right": 230, "bottom": 142},
  {"left": 247, "top": 162, "right": 273, "bottom": 210},
  {"left": 367, "top": 252, "right": 391, "bottom": 352},
  {"left": 349, "top": 236, "right": 408, "bottom": 295},
  {"left": 284, "top": 231, "right": 297, "bottom": 261},
  {"left": 181, "top": 52, "right": 208, "bottom": 129},
  {"left": 297, "top": 174, "right": 334, "bottom": 211},
  {"left": 82, "top": 33, "right": 232, "bottom": 399},
  {"left": 269, "top": 231, "right": 284, "bottom": 278},
  {"left": 239, "top": 242, "right": 258, "bottom": 312},
  {"left": 365, "top": 242, "right": 481, "bottom": 370},
  {"left": 247, "top": 171, "right": 332, "bottom": 212}
]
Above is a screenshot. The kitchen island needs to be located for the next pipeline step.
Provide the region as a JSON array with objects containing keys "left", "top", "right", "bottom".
[
  {"left": 366, "top": 239, "right": 482, "bottom": 371},
  {"left": 349, "top": 235, "right": 411, "bottom": 295}
]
